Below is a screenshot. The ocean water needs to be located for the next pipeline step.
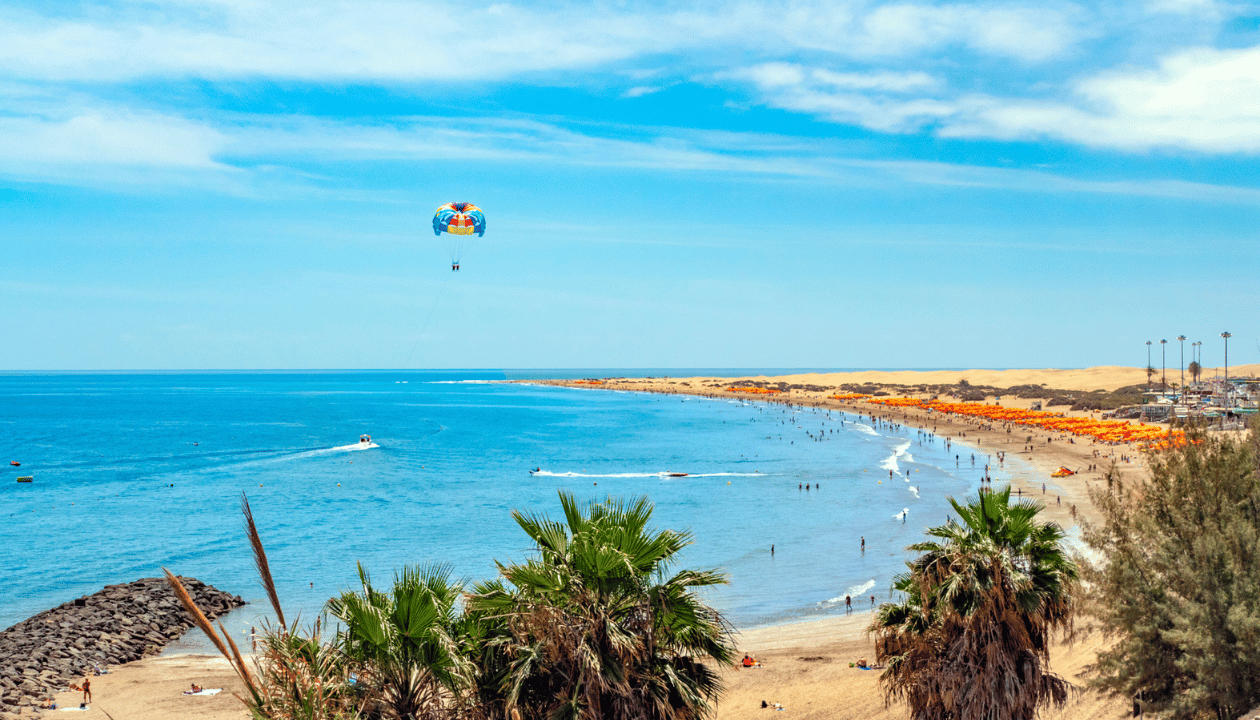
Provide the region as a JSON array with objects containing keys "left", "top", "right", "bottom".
[{"left": 0, "top": 371, "right": 996, "bottom": 647}]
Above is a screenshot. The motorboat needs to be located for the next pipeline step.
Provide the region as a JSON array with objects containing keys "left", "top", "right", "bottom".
[
  {"left": 360, "top": 434, "right": 372, "bottom": 444},
  {"left": 667, "top": 472, "right": 688, "bottom": 477},
  {"left": 9, "top": 461, "right": 18, "bottom": 466}
]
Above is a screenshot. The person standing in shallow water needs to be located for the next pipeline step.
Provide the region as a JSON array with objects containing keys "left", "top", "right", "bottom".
[{"left": 845, "top": 595, "right": 852, "bottom": 613}]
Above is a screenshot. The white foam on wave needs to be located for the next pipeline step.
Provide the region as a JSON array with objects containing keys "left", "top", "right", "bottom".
[
  {"left": 851, "top": 423, "right": 878, "bottom": 437},
  {"left": 530, "top": 470, "right": 764, "bottom": 479},
  {"left": 848, "top": 579, "right": 877, "bottom": 597},
  {"left": 908, "top": 485, "right": 919, "bottom": 498},
  {"left": 893, "top": 507, "right": 909, "bottom": 520},
  {"left": 821, "top": 579, "right": 878, "bottom": 605},
  {"left": 881, "top": 440, "right": 912, "bottom": 473}
]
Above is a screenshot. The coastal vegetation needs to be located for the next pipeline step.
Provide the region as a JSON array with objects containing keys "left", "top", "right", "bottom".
[
  {"left": 166, "top": 492, "right": 734, "bottom": 720},
  {"left": 1082, "top": 418, "right": 1260, "bottom": 720},
  {"left": 328, "top": 564, "right": 475, "bottom": 720},
  {"left": 467, "top": 493, "right": 734, "bottom": 720},
  {"left": 158, "top": 419, "right": 1260, "bottom": 720},
  {"left": 868, "top": 488, "right": 1078, "bottom": 720}
]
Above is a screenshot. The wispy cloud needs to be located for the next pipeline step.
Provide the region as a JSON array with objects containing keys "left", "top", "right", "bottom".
[
  {"left": 943, "top": 45, "right": 1260, "bottom": 151},
  {"left": 2, "top": 90, "right": 1257, "bottom": 207},
  {"left": 725, "top": 40, "right": 1260, "bottom": 153},
  {"left": 0, "top": 0, "right": 1083, "bottom": 85}
]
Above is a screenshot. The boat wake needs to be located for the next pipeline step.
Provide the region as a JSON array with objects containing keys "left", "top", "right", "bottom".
[{"left": 290, "top": 442, "right": 379, "bottom": 460}]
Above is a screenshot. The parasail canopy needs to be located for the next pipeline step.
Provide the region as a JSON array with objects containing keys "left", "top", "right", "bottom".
[{"left": 433, "top": 202, "right": 486, "bottom": 237}]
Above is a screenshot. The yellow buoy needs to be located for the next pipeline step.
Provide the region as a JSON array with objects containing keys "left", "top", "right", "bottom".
[{"left": 727, "top": 481, "right": 731, "bottom": 485}]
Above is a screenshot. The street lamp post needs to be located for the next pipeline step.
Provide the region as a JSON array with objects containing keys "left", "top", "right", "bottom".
[
  {"left": 1221, "top": 332, "right": 1232, "bottom": 408},
  {"left": 1177, "top": 335, "right": 1186, "bottom": 407},
  {"left": 1146, "top": 341, "right": 1153, "bottom": 392},
  {"left": 1160, "top": 339, "right": 1167, "bottom": 394}
]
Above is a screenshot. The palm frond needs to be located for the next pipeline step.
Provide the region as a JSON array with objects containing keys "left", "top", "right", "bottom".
[{"left": 242, "top": 492, "right": 286, "bottom": 629}]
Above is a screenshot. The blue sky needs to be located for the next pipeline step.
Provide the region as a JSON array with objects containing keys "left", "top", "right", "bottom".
[{"left": 1, "top": 0, "right": 1256, "bottom": 370}]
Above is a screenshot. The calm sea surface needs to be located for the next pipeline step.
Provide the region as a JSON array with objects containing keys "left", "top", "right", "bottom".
[{"left": 0, "top": 371, "right": 997, "bottom": 648}]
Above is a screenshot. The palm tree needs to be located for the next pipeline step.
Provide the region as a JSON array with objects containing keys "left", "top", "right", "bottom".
[
  {"left": 467, "top": 492, "right": 735, "bottom": 720},
  {"left": 1189, "top": 361, "right": 1202, "bottom": 383},
  {"left": 327, "top": 563, "right": 476, "bottom": 720},
  {"left": 869, "top": 487, "right": 1078, "bottom": 720}
]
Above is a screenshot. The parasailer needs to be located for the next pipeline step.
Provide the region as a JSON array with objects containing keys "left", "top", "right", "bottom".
[{"left": 433, "top": 202, "right": 485, "bottom": 270}]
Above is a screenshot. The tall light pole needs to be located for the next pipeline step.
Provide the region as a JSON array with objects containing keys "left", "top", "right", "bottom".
[
  {"left": 1177, "top": 335, "right": 1186, "bottom": 406},
  {"left": 1146, "top": 340, "right": 1153, "bottom": 392},
  {"left": 1160, "top": 339, "right": 1167, "bottom": 393},
  {"left": 1221, "top": 332, "right": 1232, "bottom": 408}
]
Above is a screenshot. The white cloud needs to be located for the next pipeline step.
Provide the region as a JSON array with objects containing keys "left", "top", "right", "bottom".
[
  {"left": 847, "top": 3, "right": 1079, "bottom": 62},
  {"left": 1, "top": 90, "right": 1257, "bottom": 207},
  {"left": 727, "top": 41, "right": 1260, "bottom": 153},
  {"left": 724, "top": 62, "right": 955, "bottom": 131},
  {"left": 0, "top": 113, "right": 226, "bottom": 168},
  {"left": 0, "top": 0, "right": 1081, "bottom": 84},
  {"left": 623, "top": 86, "right": 664, "bottom": 98},
  {"left": 943, "top": 45, "right": 1260, "bottom": 151}
]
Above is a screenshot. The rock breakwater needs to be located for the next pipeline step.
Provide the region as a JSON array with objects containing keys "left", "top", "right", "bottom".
[{"left": 0, "top": 577, "right": 244, "bottom": 715}]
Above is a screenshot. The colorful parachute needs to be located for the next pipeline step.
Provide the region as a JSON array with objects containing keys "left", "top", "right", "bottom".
[{"left": 432, "top": 202, "right": 485, "bottom": 269}]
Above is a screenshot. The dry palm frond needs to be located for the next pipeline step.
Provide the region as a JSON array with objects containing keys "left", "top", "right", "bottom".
[
  {"left": 162, "top": 568, "right": 261, "bottom": 701},
  {"left": 242, "top": 492, "right": 287, "bottom": 628}
]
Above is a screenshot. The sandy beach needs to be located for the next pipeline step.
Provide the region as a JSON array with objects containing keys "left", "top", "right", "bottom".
[{"left": 27, "top": 365, "right": 1258, "bottom": 720}]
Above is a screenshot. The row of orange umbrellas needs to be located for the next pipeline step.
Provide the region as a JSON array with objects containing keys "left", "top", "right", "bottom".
[{"left": 863, "top": 397, "right": 1184, "bottom": 447}]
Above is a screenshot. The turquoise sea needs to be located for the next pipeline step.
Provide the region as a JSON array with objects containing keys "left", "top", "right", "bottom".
[{"left": 0, "top": 370, "right": 998, "bottom": 647}]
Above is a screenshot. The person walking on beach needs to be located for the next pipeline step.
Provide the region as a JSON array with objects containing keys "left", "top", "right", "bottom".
[
  {"left": 82, "top": 676, "right": 91, "bottom": 704},
  {"left": 845, "top": 595, "right": 852, "bottom": 613}
]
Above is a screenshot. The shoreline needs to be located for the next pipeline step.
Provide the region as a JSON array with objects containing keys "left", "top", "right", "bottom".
[
  {"left": 524, "top": 368, "right": 1172, "bottom": 719},
  {"left": 32, "top": 366, "right": 1221, "bottom": 720},
  {"left": 524, "top": 366, "right": 1183, "bottom": 532}
]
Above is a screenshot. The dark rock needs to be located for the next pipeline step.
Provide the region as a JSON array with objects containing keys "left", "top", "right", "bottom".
[{"left": 0, "top": 577, "right": 245, "bottom": 710}]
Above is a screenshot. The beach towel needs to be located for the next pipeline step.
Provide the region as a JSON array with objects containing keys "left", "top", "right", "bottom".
[
  {"left": 184, "top": 688, "right": 223, "bottom": 696},
  {"left": 58, "top": 707, "right": 89, "bottom": 712}
]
